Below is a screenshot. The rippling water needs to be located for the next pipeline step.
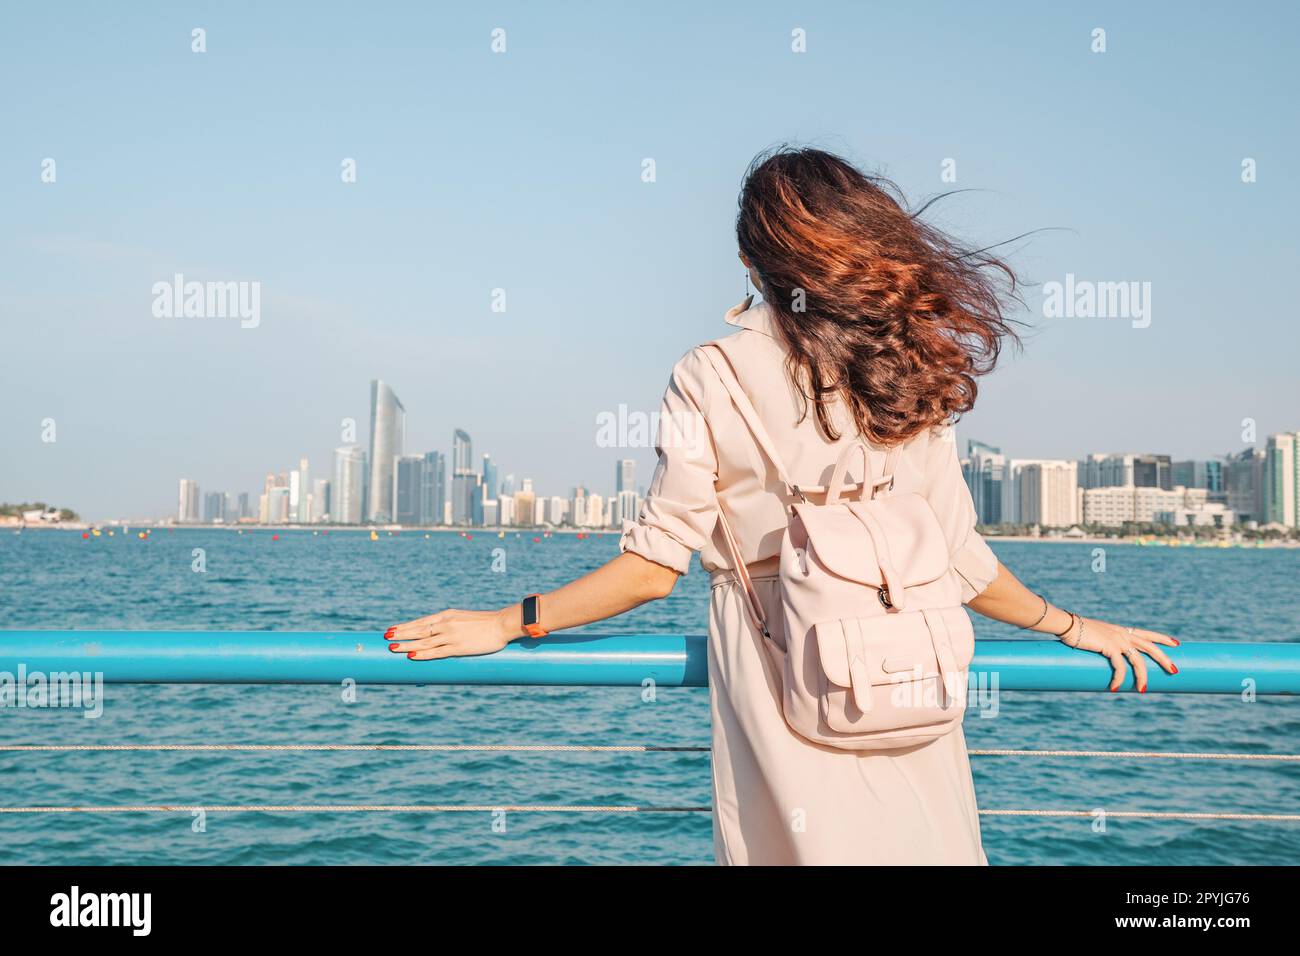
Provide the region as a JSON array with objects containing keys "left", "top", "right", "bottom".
[{"left": 1, "top": 528, "right": 1296, "bottom": 865}]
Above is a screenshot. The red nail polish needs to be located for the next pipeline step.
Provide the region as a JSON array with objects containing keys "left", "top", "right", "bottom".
[
  {"left": 407, "top": 652, "right": 417, "bottom": 659},
  {"left": 1139, "top": 685, "right": 1147, "bottom": 693},
  {"left": 389, "top": 643, "right": 400, "bottom": 651},
  {"left": 1171, "top": 639, "right": 1180, "bottom": 646},
  {"left": 1171, "top": 665, "right": 1178, "bottom": 675},
  {"left": 1110, "top": 686, "right": 1118, "bottom": 693},
  {"left": 384, "top": 628, "right": 395, "bottom": 638}
]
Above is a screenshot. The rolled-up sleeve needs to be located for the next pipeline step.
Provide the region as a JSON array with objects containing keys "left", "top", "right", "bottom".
[
  {"left": 922, "top": 426, "right": 998, "bottom": 602},
  {"left": 619, "top": 349, "right": 720, "bottom": 575}
]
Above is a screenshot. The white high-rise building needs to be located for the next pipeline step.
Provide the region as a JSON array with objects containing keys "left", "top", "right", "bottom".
[
  {"left": 312, "top": 478, "right": 331, "bottom": 523},
  {"left": 585, "top": 493, "right": 606, "bottom": 528},
  {"left": 177, "top": 479, "right": 200, "bottom": 524},
  {"left": 1018, "top": 461, "right": 1079, "bottom": 527},
  {"left": 547, "top": 496, "right": 568, "bottom": 526},
  {"left": 615, "top": 489, "right": 640, "bottom": 526},
  {"left": 333, "top": 445, "right": 366, "bottom": 524},
  {"left": 288, "top": 469, "right": 302, "bottom": 523},
  {"left": 367, "top": 379, "right": 406, "bottom": 523},
  {"left": 615, "top": 459, "right": 635, "bottom": 494}
]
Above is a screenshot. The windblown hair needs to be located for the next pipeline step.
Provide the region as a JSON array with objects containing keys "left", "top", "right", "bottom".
[{"left": 736, "top": 147, "right": 1021, "bottom": 445}]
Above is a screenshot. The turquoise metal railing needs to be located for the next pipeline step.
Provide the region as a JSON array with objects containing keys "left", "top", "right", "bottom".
[{"left": 1, "top": 631, "right": 1298, "bottom": 694}]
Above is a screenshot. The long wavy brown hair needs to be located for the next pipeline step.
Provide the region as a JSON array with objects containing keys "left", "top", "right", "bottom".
[{"left": 736, "top": 147, "right": 1021, "bottom": 445}]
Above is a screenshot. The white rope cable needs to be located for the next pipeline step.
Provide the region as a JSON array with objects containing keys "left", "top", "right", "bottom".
[
  {"left": 979, "top": 810, "right": 1300, "bottom": 821},
  {"left": 0, "top": 804, "right": 707, "bottom": 814},
  {"left": 0, "top": 743, "right": 707, "bottom": 753},
  {"left": 968, "top": 748, "right": 1300, "bottom": 762},
  {"left": 0, "top": 743, "right": 1295, "bottom": 761}
]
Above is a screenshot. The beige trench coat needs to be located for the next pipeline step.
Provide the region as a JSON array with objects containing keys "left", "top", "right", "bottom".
[{"left": 619, "top": 297, "right": 999, "bottom": 865}]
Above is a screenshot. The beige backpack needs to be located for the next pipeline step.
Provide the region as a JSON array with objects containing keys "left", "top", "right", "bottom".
[{"left": 703, "top": 343, "right": 975, "bottom": 751}]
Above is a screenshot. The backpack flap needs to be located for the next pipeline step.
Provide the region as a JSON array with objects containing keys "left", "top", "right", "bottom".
[{"left": 794, "top": 494, "right": 950, "bottom": 600}]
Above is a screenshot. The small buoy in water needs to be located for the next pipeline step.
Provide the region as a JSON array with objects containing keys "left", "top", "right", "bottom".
[
  {"left": 369, "top": 530, "right": 379, "bottom": 541},
  {"left": 82, "top": 532, "right": 90, "bottom": 540},
  {"left": 107, "top": 530, "right": 114, "bottom": 536},
  {"left": 466, "top": 533, "right": 473, "bottom": 540},
  {"left": 424, "top": 533, "right": 430, "bottom": 539},
  {"left": 272, "top": 533, "right": 280, "bottom": 541},
  {"left": 92, "top": 529, "right": 102, "bottom": 537},
  {"left": 532, "top": 536, "right": 541, "bottom": 543},
  {"left": 138, "top": 531, "right": 147, "bottom": 539}
]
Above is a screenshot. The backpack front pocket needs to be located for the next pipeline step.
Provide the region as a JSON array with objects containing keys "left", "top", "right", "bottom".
[{"left": 813, "top": 607, "right": 973, "bottom": 735}]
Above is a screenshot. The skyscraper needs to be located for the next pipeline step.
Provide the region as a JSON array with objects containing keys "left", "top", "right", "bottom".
[
  {"left": 616, "top": 459, "right": 635, "bottom": 494},
  {"left": 963, "top": 441, "right": 1005, "bottom": 525},
  {"left": 1226, "top": 449, "right": 1265, "bottom": 524},
  {"left": 178, "top": 479, "right": 200, "bottom": 524},
  {"left": 513, "top": 479, "right": 536, "bottom": 529},
  {"left": 311, "top": 478, "right": 330, "bottom": 523},
  {"left": 1264, "top": 432, "right": 1299, "bottom": 528},
  {"left": 452, "top": 429, "right": 477, "bottom": 526},
  {"left": 421, "top": 451, "right": 445, "bottom": 527},
  {"left": 202, "top": 491, "right": 224, "bottom": 523},
  {"left": 1018, "top": 461, "right": 1079, "bottom": 527},
  {"left": 288, "top": 468, "right": 302, "bottom": 523},
  {"left": 333, "top": 445, "right": 366, "bottom": 524},
  {"left": 482, "top": 454, "right": 498, "bottom": 500},
  {"left": 266, "top": 486, "right": 289, "bottom": 524},
  {"left": 295, "top": 457, "right": 310, "bottom": 522},
  {"left": 367, "top": 379, "right": 406, "bottom": 523},
  {"left": 393, "top": 455, "right": 426, "bottom": 525}
]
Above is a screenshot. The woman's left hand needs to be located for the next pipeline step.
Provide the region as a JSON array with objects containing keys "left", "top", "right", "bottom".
[{"left": 385, "top": 608, "right": 520, "bottom": 661}]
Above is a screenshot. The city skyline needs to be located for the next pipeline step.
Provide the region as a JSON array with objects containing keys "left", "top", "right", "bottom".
[
  {"left": 167, "top": 377, "right": 648, "bottom": 530},
  {"left": 161, "top": 374, "right": 1298, "bottom": 533}
]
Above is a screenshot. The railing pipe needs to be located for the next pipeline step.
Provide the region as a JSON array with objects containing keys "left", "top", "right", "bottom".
[{"left": 1, "top": 631, "right": 1297, "bottom": 694}]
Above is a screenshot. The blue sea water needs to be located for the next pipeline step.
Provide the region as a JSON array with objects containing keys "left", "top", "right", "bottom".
[{"left": 0, "top": 528, "right": 1296, "bottom": 865}]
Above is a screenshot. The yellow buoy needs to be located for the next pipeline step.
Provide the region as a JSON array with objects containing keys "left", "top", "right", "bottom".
[{"left": 370, "top": 530, "right": 379, "bottom": 541}]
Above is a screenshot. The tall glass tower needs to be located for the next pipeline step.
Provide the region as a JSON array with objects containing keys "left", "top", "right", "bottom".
[
  {"left": 421, "top": 451, "right": 446, "bottom": 526},
  {"left": 333, "top": 445, "right": 367, "bottom": 524},
  {"left": 452, "top": 429, "right": 476, "bottom": 525},
  {"left": 367, "top": 379, "right": 406, "bottom": 523}
]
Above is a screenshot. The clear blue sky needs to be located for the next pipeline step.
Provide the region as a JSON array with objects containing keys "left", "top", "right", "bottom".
[{"left": 2, "top": 1, "right": 1297, "bottom": 520}]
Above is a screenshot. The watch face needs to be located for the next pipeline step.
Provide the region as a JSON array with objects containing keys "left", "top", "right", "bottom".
[{"left": 522, "top": 595, "right": 539, "bottom": 626}]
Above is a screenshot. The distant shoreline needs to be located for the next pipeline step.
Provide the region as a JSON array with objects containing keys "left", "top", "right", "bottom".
[
  {"left": 7, "top": 523, "right": 1297, "bottom": 548},
  {"left": 4, "top": 522, "right": 613, "bottom": 537}
]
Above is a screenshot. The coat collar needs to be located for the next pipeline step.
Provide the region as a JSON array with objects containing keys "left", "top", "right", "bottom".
[{"left": 723, "top": 296, "right": 775, "bottom": 337}]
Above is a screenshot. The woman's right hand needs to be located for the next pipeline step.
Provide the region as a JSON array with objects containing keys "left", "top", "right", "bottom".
[{"left": 1062, "top": 617, "right": 1180, "bottom": 693}]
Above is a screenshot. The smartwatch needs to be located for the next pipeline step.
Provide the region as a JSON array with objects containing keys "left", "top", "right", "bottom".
[{"left": 521, "top": 594, "right": 548, "bottom": 638}]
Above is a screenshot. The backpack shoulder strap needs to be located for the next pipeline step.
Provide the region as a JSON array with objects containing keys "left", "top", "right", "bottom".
[
  {"left": 700, "top": 341, "right": 903, "bottom": 497},
  {"left": 699, "top": 342, "right": 799, "bottom": 497}
]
